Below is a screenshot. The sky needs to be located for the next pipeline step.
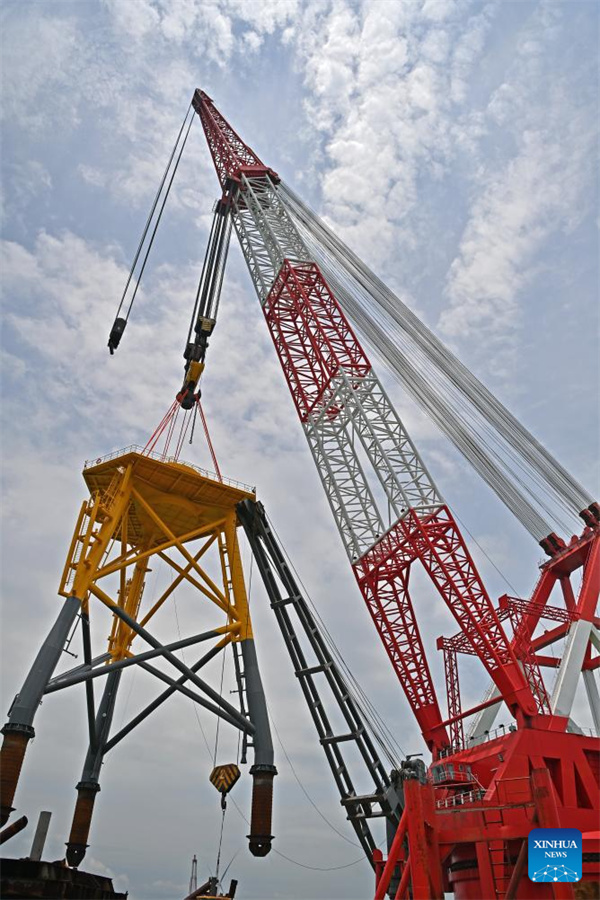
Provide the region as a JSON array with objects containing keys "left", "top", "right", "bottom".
[{"left": 0, "top": 1, "right": 598, "bottom": 899}]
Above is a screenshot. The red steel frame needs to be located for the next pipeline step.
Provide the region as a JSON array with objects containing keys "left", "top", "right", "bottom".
[{"left": 194, "top": 89, "right": 600, "bottom": 899}]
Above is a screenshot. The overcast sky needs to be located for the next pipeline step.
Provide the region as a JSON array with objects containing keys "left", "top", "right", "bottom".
[{"left": 1, "top": 2, "right": 598, "bottom": 899}]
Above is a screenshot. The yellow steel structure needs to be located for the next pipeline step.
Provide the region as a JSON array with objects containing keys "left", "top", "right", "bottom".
[
  {"left": 1, "top": 447, "right": 277, "bottom": 866},
  {"left": 59, "top": 449, "right": 256, "bottom": 659}
]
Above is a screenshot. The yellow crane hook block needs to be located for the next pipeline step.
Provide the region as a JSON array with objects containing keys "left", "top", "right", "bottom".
[{"left": 209, "top": 764, "right": 241, "bottom": 796}]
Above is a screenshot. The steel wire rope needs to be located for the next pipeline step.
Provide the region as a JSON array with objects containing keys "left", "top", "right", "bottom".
[
  {"left": 268, "top": 707, "right": 363, "bottom": 849},
  {"left": 281, "top": 183, "right": 590, "bottom": 539},
  {"left": 186, "top": 210, "right": 219, "bottom": 348},
  {"left": 114, "top": 102, "right": 193, "bottom": 322},
  {"left": 174, "top": 406, "right": 194, "bottom": 460},
  {"left": 449, "top": 509, "right": 520, "bottom": 597},
  {"left": 321, "top": 253, "right": 575, "bottom": 540},
  {"left": 227, "top": 793, "right": 374, "bottom": 872},
  {"left": 242, "top": 546, "right": 365, "bottom": 850},
  {"left": 281, "top": 181, "right": 593, "bottom": 520},
  {"left": 214, "top": 803, "right": 227, "bottom": 882},
  {"left": 123, "top": 112, "right": 195, "bottom": 322},
  {"left": 262, "top": 516, "right": 406, "bottom": 767},
  {"left": 313, "top": 234, "right": 570, "bottom": 539}
]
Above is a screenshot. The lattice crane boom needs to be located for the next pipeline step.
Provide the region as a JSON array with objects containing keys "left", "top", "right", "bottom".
[{"left": 192, "top": 90, "right": 538, "bottom": 753}]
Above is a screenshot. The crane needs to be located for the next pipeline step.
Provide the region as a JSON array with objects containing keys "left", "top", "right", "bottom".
[
  {"left": 188, "top": 90, "right": 599, "bottom": 899},
  {"left": 5, "top": 87, "right": 594, "bottom": 899},
  {"left": 100, "top": 87, "right": 598, "bottom": 898}
]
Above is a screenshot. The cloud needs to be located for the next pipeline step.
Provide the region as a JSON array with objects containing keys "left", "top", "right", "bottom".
[
  {"left": 1, "top": 3, "right": 598, "bottom": 898},
  {"left": 289, "top": 1, "right": 497, "bottom": 272},
  {"left": 0, "top": 14, "right": 81, "bottom": 132},
  {"left": 440, "top": 2, "right": 598, "bottom": 374}
]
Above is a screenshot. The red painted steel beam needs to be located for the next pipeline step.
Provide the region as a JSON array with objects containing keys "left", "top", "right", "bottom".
[
  {"left": 531, "top": 622, "right": 570, "bottom": 652},
  {"left": 438, "top": 691, "right": 506, "bottom": 729},
  {"left": 575, "top": 533, "right": 600, "bottom": 620},
  {"left": 193, "top": 89, "right": 277, "bottom": 190}
]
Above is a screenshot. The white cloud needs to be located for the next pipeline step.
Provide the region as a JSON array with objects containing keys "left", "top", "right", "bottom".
[
  {"left": 1, "top": 3, "right": 597, "bottom": 897},
  {"left": 289, "top": 1, "right": 497, "bottom": 272},
  {"left": 0, "top": 15, "right": 81, "bottom": 131},
  {"left": 440, "top": 3, "right": 598, "bottom": 374}
]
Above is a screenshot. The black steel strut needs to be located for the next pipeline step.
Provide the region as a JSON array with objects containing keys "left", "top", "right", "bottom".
[
  {"left": 237, "top": 498, "right": 403, "bottom": 868},
  {"left": 177, "top": 195, "right": 233, "bottom": 409}
]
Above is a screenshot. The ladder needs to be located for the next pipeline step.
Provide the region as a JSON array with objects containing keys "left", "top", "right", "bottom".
[{"left": 237, "top": 498, "right": 402, "bottom": 865}]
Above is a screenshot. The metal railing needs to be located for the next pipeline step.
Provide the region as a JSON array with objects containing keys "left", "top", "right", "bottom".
[
  {"left": 437, "top": 723, "right": 517, "bottom": 758},
  {"left": 84, "top": 445, "right": 255, "bottom": 494},
  {"left": 438, "top": 720, "right": 598, "bottom": 760},
  {"left": 435, "top": 788, "right": 485, "bottom": 810}
]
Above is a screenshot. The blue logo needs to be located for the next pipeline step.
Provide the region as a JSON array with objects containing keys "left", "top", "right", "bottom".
[{"left": 528, "top": 828, "right": 582, "bottom": 883}]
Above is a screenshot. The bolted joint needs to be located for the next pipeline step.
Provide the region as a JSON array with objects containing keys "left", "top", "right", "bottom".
[
  {"left": 75, "top": 781, "right": 101, "bottom": 793},
  {"left": 247, "top": 765, "right": 277, "bottom": 857},
  {"left": 1, "top": 723, "right": 36, "bottom": 739}
]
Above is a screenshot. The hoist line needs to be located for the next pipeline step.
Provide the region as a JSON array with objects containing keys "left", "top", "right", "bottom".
[
  {"left": 186, "top": 208, "right": 233, "bottom": 349},
  {"left": 297, "top": 230, "right": 581, "bottom": 540},
  {"left": 327, "top": 261, "right": 578, "bottom": 541},
  {"left": 319, "top": 258, "right": 557, "bottom": 540},
  {"left": 227, "top": 793, "right": 373, "bottom": 872},
  {"left": 269, "top": 707, "right": 363, "bottom": 848},
  {"left": 123, "top": 111, "right": 195, "bottom": 323},
  {"left": 114, "top": 102, "right": 193, "bottom": 321},
  {"left": 264, "top": 514, "right": 406, "bottom": 767},
  {"left": 282, "top": 179, "right": 592, "bottom": 518},
  {"left": 296, "top": 214, "right": 563, "bottom": 539},
  {"left": 214, "top": 803, "right": 227, "bottom": 882},
  {"left": 280, "top": 181, "right": 593, "bottom": 537},
  {"left": 327, "top": 258, "right": 580, "bottom": 540},
  {"left": 198, "top": 400, "right": 223, "bottom": 482}
]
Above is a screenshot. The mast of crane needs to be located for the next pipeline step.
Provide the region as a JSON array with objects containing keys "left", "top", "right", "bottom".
[{"left": 192, "top": 90, "right": 542, "bottom": 754}]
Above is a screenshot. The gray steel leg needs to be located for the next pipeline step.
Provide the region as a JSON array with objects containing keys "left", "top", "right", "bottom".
[
  {"left": 241, "top": 639, "right": 274, "bottom": 768},
  {"left": 551, "top": 620, "right": 592, "bottom": 719},
  {"left": 66, "top": 669, "right": 121, "bottom": 867},
  {"left": 6, "top": 596, "right": 81, "bottom": 731},
  {"left": 1, "top": 596, "right": 81, "bottom": 824},
  {"left": 241, "top": 638, "right": 277, "bottom": 858}
]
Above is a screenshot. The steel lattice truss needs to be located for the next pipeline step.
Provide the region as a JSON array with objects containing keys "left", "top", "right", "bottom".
[{"left": 192, "top": 89, "right": 544, "bottom": 754}]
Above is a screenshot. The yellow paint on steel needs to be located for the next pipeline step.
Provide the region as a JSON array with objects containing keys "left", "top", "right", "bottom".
[
  {"left": 71, "top": 465, "right": 133, "bottom": 613},
  {"left": 223, "top": 509, "right": 253, "bottom": 640},
  {"left": 209, "top": 763, "right": 241, "bottom": 794},
  {"left": 82, "top": 451, "right": 254, "bottom": 546},
  {"left": 58, "top": 449, "right": 257, "bottom": 667}
]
